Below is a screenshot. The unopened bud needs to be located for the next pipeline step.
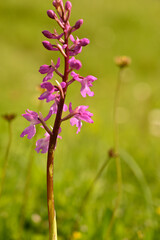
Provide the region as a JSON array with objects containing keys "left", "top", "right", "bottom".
[
  {"left": 61, "top": 82, "right": 66, "bottom": 88},
  {"left": 65, "top": 1, "right": 72, "bottom": 11},
  {"left": 47, "top": 10, "right": 56, "bottom": 19},
  {"left": 69, "top": 57, "right": 82, "bottom": 70},
  {"left": 52, "top": 0, "right": 57, "bottom": 7},
  {"left": 80, "top": 38, "right": 90, "bottom": 46},
  {"left": 74, "top": 19, "right": 83, "bottom": 30},
  {"left": 115, "top": 56, "right": 131, "bottom": 68},
  {"left": 42, "top": 41, "right": 54, "bottom": 50},
  {"left": 42, "top": 30, "right": 53, "bottom": 39}
]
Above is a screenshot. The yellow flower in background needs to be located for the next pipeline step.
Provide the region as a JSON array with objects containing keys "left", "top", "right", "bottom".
[
  {"left": 156, "top": 206, "right": 160, "bottom": 215},
  {"left": 72, "top": 231, "right": 82, "bottom": 239},
  {"left": 137, "top": 230, "right": 144, "bottom": 239}
]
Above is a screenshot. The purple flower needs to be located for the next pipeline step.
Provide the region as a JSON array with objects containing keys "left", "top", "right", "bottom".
[
  {"left": 35, "top": 128, "right": 62, "bottom": 153},
  {"left": 39, "top": 82, "right": 56, "bottom": 102},
  {"left": 69, "top": 103, "right": 93, "bottom": 133},
  {"left": 39, "top": 81, "right": 66, "bottom": 103},
  {"left": 39, "top": 58, "right": 60, "bottom": 82},
  {"left": 20, "top": 110, "right": 40, "bottom": 139},
  {"left": 69, "top": 35, "right": 90, "bottom": 56},
  {"left": 71, "top": 71, "right": 97, "bottom": 97},
  {"left": 69, "top": 57, "right": 82, "bottom": 70}
]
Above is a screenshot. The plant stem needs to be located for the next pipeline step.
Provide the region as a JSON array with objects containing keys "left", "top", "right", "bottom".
[
  {"left": 0, "top": 121, "right": 12, "bottom": 198},
  {"left": 106, "top": 69, "right": 123, "bottom": 239},
  {"left": 47, "top": 35, "right": 69, "bottom": 240}
]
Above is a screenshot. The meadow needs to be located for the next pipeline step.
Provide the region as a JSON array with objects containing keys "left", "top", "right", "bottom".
[{"left": 0, "top": 0, "right": 160, "bottom": 239}]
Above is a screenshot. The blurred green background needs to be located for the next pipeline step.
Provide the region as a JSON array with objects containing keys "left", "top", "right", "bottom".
[{"left": 0, "top": 0, "right": 160, "bottom": 239}]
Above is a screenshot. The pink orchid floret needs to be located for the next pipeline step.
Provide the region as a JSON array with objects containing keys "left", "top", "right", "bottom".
[
  {"left": 20, "top": 110, "right": 40, "bottom": 139},
  {"left": 39, "top": 82, "right": 56, "bottom": 102},
  {"left": 71, "top": 71, "right": 97, "bottom": 97},
  {"left": 35, "top": 128, "right": 62, "bottom": 153},
  {"left": 20, "top": 109, "right": 51, "bottom": 139},
  {"left": 69, "top": 35, "right": 90, "bottom": 56},
  {"left": 69, "top": 103, "right": 93, "bottom": 133},
  {"left": 39, "top": 58, "right": 60, "bottom": 82}
]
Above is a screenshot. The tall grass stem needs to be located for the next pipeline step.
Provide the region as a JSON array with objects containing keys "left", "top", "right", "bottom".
[
  {"left": 106, "top": 69, "right": 123, "bottom": 239},
  {"left": 0, "top": 121, "right": 13, "bottom": 198}
]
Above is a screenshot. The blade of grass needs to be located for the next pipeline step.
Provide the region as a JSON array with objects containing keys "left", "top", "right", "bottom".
[{"left": 120, "top": 149, "right": 153, "bottom": 216}]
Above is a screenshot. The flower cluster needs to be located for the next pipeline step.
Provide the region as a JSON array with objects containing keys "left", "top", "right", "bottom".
[{"left": 21, "top": 0, "right": 97, "bottom": 153}]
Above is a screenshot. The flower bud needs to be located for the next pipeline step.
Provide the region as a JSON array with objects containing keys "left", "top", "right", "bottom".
[
  {"left": 52, "top": 0, "right": 57, "bottom": 7},
  {"left": 115, "top": 56, "right": 131, "bottom": 68},
  {"left": 61, "top": 82, "right": 67, "bottom": 88},
  {"left": 53, "top": 0, "right": 63, "bottom": 8},
  {"left": 42, "top": 41, "right": 54, "bottom": 50},
  {"left": 80, "top": 38, "right": 90, "bottom": 46},
  {"left": 69, "top": 57, "right": 82, "bottom": 70},
  {"left": 47, "top": 10, "right": 56, "bottom": 19},
  {"left": 42, "top": 30, "right": 53, "bottom": 39},
  {"left": 74, "top": 19, "right": 83, "bottom": 30},
  {"left": 65, "top": 1, "right": 72, "bottom": 11}
]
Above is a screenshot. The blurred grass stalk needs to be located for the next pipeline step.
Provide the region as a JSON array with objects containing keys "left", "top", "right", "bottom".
[
  {"left": 0, "top": 114, "right": 16, "bottom": 199},
  {"left": 105, "top": 61, "right": 124, "bottom": 239},
  {"left": 106, "top": 56, "right": 131, "bottom": 238}
]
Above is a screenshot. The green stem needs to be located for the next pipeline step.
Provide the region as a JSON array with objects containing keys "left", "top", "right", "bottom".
[
  {"left": 106, "top": 69, "right": 123, "bottom": 239},
  {"left": 0, "top": 121, "right": 12, "bottom": 198}
]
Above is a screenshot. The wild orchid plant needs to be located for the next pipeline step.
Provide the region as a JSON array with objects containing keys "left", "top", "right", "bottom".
[{"left": 20, "top": 0, "right": 97, "bottom": 239}]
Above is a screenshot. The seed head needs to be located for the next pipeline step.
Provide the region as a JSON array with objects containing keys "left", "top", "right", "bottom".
[
  {"left": 2, "top": 114, "right": 17, "bottom": 122},
  {"left": 115, "top": 56, "right": 131, "bottom": 68}
]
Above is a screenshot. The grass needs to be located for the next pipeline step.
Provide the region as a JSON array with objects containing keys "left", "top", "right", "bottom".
[{"left": 0, "top": 0, "right": 160, "bottom": 239}]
